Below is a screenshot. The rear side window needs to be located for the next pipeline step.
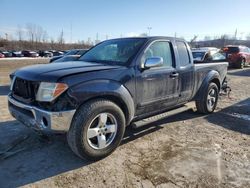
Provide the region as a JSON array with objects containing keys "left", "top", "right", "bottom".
[{"left": 176, "top": 41, "right": 190, "bottom": 66}]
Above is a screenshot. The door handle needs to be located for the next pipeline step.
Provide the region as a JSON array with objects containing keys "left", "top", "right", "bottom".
[{"left": 170, "top": 72, "right": 179, "bottom": 78}]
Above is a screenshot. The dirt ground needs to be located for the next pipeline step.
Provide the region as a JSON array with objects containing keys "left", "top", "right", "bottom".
[{"left": 0, "top": 59, "right": 249, "bottom": 188}]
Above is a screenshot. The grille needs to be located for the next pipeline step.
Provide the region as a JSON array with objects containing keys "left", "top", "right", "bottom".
[{"left": 12, "top": 77, "right": 39, "bottom": 103}]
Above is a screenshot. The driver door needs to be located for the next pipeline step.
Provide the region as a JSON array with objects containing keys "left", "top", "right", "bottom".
[{"left": 135, "top": 41, "right": 179, "bottom": 116}]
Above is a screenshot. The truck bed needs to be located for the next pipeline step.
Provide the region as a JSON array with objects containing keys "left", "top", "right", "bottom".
[{"left": 193, "top": 62, "right": 228, "bottom": 97}]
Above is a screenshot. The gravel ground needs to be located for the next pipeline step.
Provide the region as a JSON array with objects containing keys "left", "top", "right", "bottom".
[
  {"left": 0, "top": 58, "right": 49, "bottom": 85},
  {"left": 0, "top": 59, "right": 249, "bottom": 188}
]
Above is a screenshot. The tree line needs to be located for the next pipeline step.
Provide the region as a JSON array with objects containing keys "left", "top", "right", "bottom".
[
  {"left": 1, "top": 23, "right": 250, "bottom": 50},
  {"left": 0, "top": 23, "right": 92, "bottom": 51},
  {"left": 190, "top": 34, "right": 250, "bottom": 48}
]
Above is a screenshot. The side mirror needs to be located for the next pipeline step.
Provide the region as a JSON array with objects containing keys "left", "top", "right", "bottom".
[{"left": 144, "top": 57, "right": 163, "bottom": 69}]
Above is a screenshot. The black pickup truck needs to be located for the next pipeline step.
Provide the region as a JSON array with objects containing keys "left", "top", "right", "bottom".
[{"left": 8, "top": 37, "right": 228, "bottom": 160}]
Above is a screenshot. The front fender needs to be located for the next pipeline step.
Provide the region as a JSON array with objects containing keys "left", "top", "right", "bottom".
[{"left": 68, "top": 80, "right": 135, "bottom": 124}]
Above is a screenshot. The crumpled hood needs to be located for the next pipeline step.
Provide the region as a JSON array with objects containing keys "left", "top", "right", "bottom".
[{"left": 13, "top": 61, "right": 121, "bottom": 82}]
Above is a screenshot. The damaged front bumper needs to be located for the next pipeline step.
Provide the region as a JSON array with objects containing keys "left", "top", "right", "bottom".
[{"left": 8, "top": 94, "right": 76, "bottom": 132}]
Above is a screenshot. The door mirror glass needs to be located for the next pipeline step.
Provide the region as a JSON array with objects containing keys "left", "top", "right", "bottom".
[{"left": 144, "top": 57, "right": 163, "bottom": 69}]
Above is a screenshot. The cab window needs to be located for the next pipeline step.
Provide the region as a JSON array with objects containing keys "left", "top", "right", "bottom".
[
  {"left": 142, "top": 41, "right": 173, "bottom": 68},
  {"left": 176, "top": 41, "right": 190, "bottom": 66}
]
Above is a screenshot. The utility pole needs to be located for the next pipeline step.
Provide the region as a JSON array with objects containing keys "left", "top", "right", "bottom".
[
  {"left": 70, "top": 22, "right": 72, "bottom": 43},
  {"left": 234, "top": 28, "right": 237, "bottom": 40},
  {"left": 95, "top": 33, "right": 100, "bottom": 45},
  {"left": 147, "top": 27, "right": 152, "bottom": 36},
  {"left": 59, "top": 29, "right": 64, "bottom": 44},
  {"left": 233, "top": 28, "right": 237, "bottom": 44}
]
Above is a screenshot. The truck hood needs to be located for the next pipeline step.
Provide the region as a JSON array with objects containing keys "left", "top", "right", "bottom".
[{"left": 13, "top": 61, "right": 122, "bottom": 82}]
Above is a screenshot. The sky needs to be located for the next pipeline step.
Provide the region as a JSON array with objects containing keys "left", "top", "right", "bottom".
[{"left": 1, "top": 0, "right": 250, "bottom": 43}]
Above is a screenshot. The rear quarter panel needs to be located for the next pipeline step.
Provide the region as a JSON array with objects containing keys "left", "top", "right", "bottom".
[{"left": 193, "top": 62, "right": 228, "bottom": 99}]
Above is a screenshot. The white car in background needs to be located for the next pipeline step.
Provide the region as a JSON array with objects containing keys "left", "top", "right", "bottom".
[{"left": 192, "top": 47, "right": 225, "bottom": 63}]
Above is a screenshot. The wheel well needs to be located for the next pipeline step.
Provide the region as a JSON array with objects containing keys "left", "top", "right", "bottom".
[
  {"left": 239, "top": 56, "right": 245, "bottom": 62},
  {"left": 79, "top": 95, "right": 130, "bottom": 125},
  {"left": 210, "top": 78, "right": 220, "bottom": 91}
]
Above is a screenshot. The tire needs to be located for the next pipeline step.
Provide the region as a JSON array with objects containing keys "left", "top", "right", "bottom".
[
  {"left": 236, "top": 58, "right": 245, "bottom": 69},
  {"left": 67, "top": 99, "right": 126, "bottom": 160},
  {"left": 195, "top": 82, "right": 219, "bottom": 114}
]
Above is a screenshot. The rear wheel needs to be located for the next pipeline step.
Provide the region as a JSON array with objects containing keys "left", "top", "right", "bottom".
[
  {"left": 67, "top": 99, "right": 126, "bottom": 160},
  {"left": 236, "top": 58, "right": 245, "bottom": 69},
  {"left": 195, "top": 82, "right": 219, "bottom": 114}
]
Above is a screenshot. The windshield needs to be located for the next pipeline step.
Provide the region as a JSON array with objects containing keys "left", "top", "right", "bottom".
[
  {"left": 192, "top": 52, "right": 206, "bottom": 60},
  {"left": 79, "top": 38, "right": 146, "bottom": 65},
  {"left": 224, "top": 47, "right": 239, "bottom": 53}
]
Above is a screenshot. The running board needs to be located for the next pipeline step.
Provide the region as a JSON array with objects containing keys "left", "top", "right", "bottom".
[{"left": 132, "top": 102, "right": 196, "bottom": 129}]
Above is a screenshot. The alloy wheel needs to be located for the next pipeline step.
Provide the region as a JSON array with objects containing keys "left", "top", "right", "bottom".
[
  {"left": 86, "top": 113, "right": 118, "bottom": 150},
  {"left": 207, "top": 88, "right": 217, "bottom": 111}
]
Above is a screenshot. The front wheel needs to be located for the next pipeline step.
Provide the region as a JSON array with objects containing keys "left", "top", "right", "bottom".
[
  {"left": 195, "top": 82, "right": 219, "bottom": 114},
  {"left": 67, "top": 99, "right": 126, "bottom": 160}
]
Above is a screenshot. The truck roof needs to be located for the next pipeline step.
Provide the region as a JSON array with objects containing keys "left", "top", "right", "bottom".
[{"left": 109, "top": 36, "right": 186, "bottom": 42}]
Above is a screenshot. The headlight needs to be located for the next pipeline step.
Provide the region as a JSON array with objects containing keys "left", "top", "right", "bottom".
[{"left": 36, "top": 82, "right": 68, "bottom": 102}]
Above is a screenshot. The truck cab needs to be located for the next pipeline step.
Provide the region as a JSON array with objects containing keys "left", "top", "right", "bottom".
[{"left": 134, "top": 38, "right": 195, "bottom": 118}]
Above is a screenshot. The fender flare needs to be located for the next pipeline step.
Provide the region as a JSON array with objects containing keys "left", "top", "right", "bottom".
[
  {"left": 68, "top": 80, "right": 135, "bottom": 125},
  {"left": 194, "top": 70, "right": 221, "bottom": 101}
]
